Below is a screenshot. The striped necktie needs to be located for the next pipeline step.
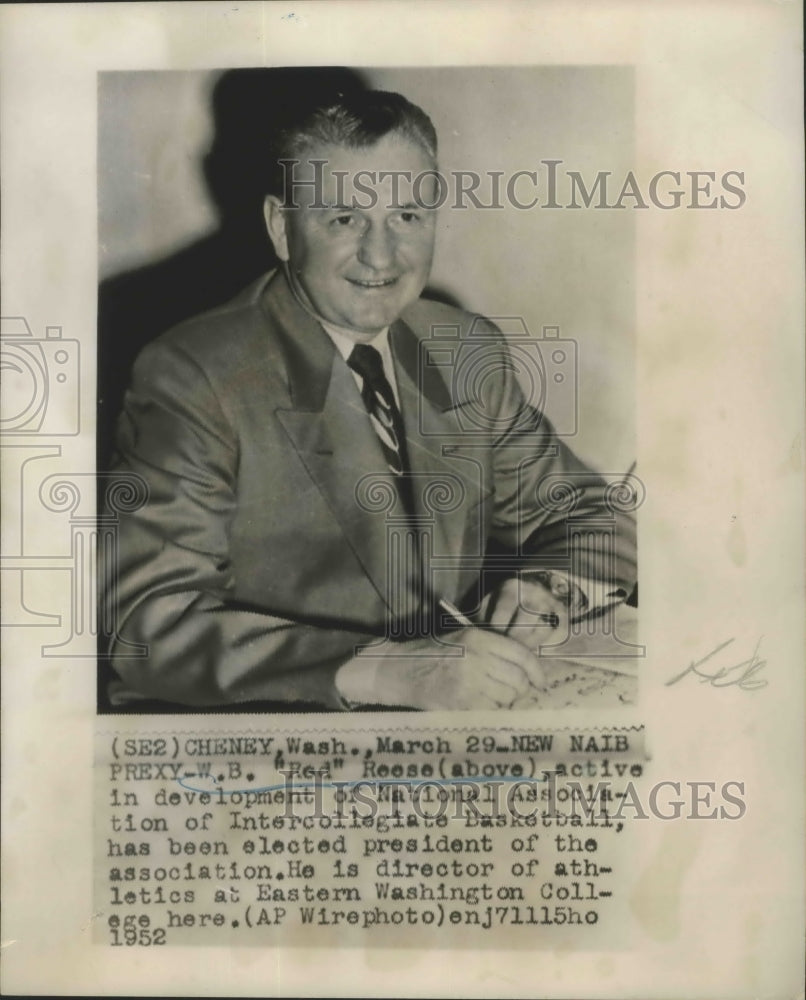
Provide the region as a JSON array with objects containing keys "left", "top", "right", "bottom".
[
  {"left": 349, "top": 343, "right": 426, "bottom": 629},
  {"left": 347, "top": 343, "right": 409, "bottom": 479}
]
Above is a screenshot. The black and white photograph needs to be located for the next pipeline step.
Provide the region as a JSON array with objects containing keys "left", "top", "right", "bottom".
[{"left": 98, "top": 66, "right": 641, "bottom": 714}]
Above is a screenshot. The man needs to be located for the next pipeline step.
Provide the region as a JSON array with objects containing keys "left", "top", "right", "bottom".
[{"left": 103, "top": 90, "right": 636, "bottom": 711}]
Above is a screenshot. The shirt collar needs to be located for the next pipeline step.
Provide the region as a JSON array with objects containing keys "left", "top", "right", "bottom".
[{"left": 320, "top": 320, "right": 390, "bottom": 363}]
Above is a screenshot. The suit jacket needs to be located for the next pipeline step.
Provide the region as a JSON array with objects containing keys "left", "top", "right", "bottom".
[{"left": 104, "top": 269, "right": 636, "bottom": 709}]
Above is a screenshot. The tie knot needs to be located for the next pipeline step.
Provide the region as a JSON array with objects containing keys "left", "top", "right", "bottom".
[{"left": 347, "top": 343, "right": 386, "bottom": 390}]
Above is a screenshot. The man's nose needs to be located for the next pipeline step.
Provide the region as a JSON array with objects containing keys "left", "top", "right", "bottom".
[{"left": 357, "top": 221, "right": 395, "bottom": 270}]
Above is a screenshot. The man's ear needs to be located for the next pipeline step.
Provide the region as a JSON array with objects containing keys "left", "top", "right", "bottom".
[{"left": 263, "top": 195, "right": 290, "bottom": 262}]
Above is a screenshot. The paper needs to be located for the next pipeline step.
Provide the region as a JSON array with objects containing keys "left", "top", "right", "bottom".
[{"left": 1, "top": 2, "right": 803, "bottom": 996}]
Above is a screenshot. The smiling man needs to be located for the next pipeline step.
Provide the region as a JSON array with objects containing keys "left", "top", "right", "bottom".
[
  {"left": 104, "top": 90, "right": 637, "bottom": 712},
  {"left": 265, "top": 131, "right": 438, "bottom": 336}
]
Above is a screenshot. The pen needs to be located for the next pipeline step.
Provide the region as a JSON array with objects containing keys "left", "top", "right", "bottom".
[
  {"left": 438, "top": 597, "right": 474, "bottom": 628},
  {"left": 440, "top": 596, "right": 558, "bottom": 628}
]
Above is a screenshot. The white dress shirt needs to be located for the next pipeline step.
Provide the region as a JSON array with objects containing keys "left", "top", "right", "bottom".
[{"left": 320, "top": 320, "right": 401, "bottom": 408}]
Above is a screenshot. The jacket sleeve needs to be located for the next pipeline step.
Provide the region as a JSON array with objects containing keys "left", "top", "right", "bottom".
[
  {"left": 474, "top": 322, "right": 638, "bottom": 596},
  {"left": 104, "top": 338, "right": 371, "bottom": 709}
]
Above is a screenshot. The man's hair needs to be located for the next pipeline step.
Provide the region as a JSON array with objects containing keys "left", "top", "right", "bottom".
[{"left": 267, "top": 89, "right": 438, "bottom": 197}]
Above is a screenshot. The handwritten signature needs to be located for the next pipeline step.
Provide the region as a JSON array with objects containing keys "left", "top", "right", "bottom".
[{"left": 666, "top": 637, "right": 768, "bottom": 690}]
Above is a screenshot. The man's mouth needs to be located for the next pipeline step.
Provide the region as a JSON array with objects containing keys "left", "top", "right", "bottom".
[{"left": 346, "top": 276, "right": 399, "bottom": 290}]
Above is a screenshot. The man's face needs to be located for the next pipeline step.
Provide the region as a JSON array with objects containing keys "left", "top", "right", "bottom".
[{"left": 265, "top": 132, "right": 438, "bottom": 339}]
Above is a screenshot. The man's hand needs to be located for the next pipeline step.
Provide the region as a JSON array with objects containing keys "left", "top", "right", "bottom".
[
  {"left": 482, "top": 575, "right": 575, "bottom": 650},
  {"left": 335, "top": 627, "right": 545, "bottom": 710}
]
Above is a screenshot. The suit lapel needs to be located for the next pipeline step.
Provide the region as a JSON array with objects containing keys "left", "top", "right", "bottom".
[
  {"left": 266, "top": 273, "right": 489, "bottom": 609},
  {"left": 267, "top": 274, "right": 406, "bottom": 608},
  {"left": 390, "top": 318, "right": 488, "bottom": 601}
]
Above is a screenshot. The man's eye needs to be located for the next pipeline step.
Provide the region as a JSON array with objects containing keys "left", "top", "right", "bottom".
[
  {"left": 399, "top": 211, "right": 420, "bottom": 223},
  {"left": 331, "top": 215, "right": 355, "bottom": 227}
]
